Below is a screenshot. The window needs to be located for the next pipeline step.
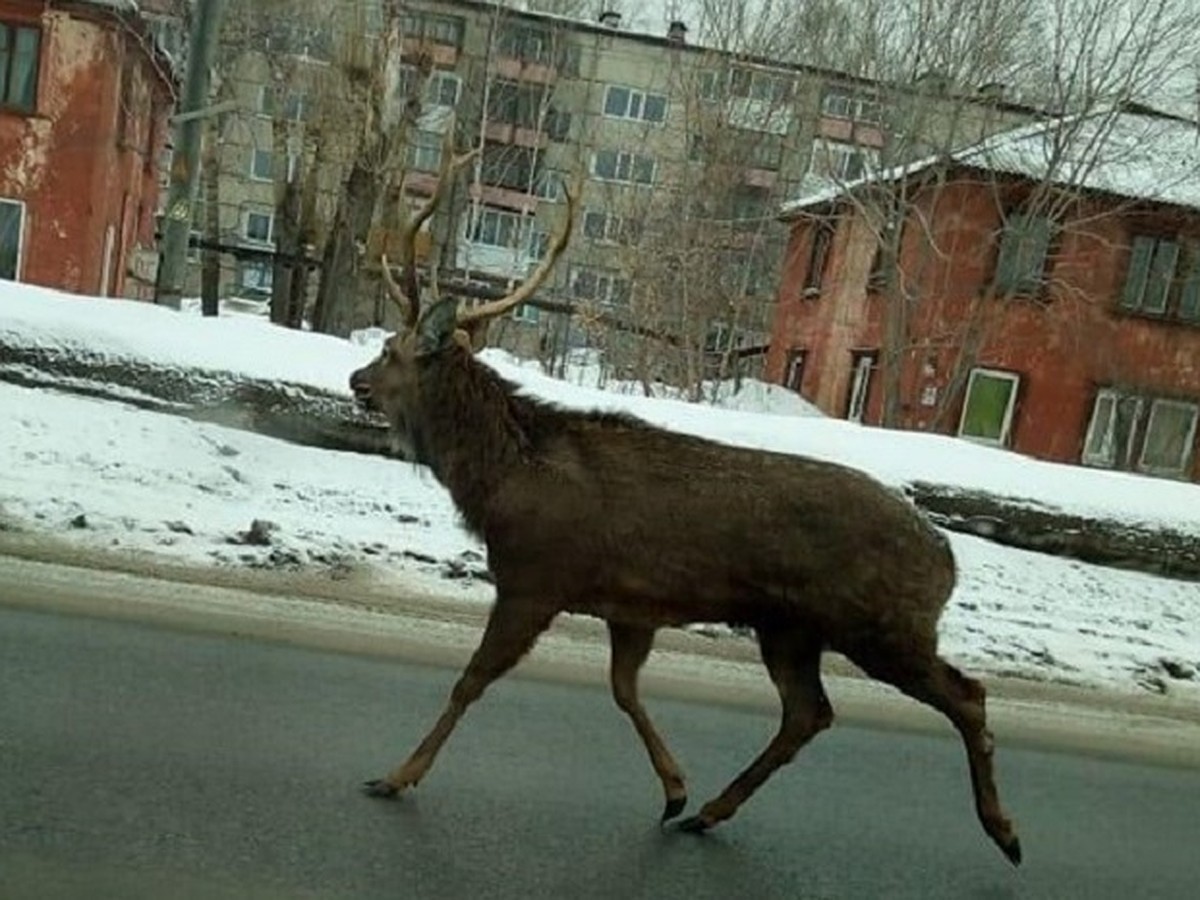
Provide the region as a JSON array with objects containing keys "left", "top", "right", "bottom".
[
  {"left": 481, "top": 142, "right": 538, "bottom": 191},
  {"left": 582, "top": 209, "right": 637, "bottom": 244},
  {"left": 487, "top": 79, "right": 546, "bottom": 128},
  {"left": 846, "top": 351, "right": 877, "bottom": 423},
  {"left": 571, "top": 266, "right": 630, "bottom": 306},
  {"left": 0, "top": 22, "right": 40, "bottom": 112},
  {"left": 545, "top": 107, "right": 571, "bottom": 142},
  {"left": 958, "top": 368, "right": 1020, "bottom": 445},
  {"left": 469, "top": 207, "right": 524, "bottom": 249},
  {"left": 250, "top": 148, "right": 297, "bottom": 182},
  {"left": 400, "top": 67, "right": 462, "bottom": 108},
  {"left": 401, "top": 12, "right": 464, "bottom": 48},
  {"left": 698, "top": 70, "right": 723, "bottom": 101},
  {"left": 1140, "top": 399, "right": 1198, "bottom": 475},
  {"left": 783, "top": 349, "right": 805, "bottom": 392},
  {"left": 239, "top": 260, "right": 273, "bottom": 294},
  {"left": 994, "top": 212, "right": 1053, "bottom": 296},
  {"left": 0, "top": 197, "right": 24, "bottom": 280},
  {"left": 497, "top": 24, "right": 552, "bottom": 64},
  {"left": 512, "top": 303, "right": 540, "bottom": 324},
  {"left": 820, "top": 88, "right": 882, "bottom": 125},
  {"left": 534, "top": 169, "right": 563, "bottom": 201},
  {"left": 1083, "top": 389, "right": 1198, "bottom": 476},
  {"left": 803, "top": 220, "right": 834, "bottom": 295},
  {"left": 810, "top": 138, "right": 878, "bottom": 181},
  {"left": 258, "top": 86, "right": 307, "bottom": 121},
  {"left": 729, "top": 67, "right": 792, "bottom": 104},
  {"left": 406, "top": 130, "right": 442, "bottom": 173},
  {"left": 244, "top": 210, "right": 275, "bottom": 244},
  {"left": 591, "top": 150, "right": 655, "bottom": 185},
  {"left": 603, "top": 85, "right": 667, "bottom": 124}
]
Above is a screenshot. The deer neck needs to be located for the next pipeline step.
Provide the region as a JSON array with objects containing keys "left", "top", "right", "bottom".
[{"left": 414, "top": 351, "right": 530, "bottom": 534}]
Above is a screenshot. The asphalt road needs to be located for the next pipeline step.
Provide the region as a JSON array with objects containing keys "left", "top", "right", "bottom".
[{"left": 2, "top": 604, "right": 1198, "bottom": 900}]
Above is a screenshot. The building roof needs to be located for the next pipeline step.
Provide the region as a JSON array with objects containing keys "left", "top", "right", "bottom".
[{"left": 780, "top": 105, "right": 1200, "bottom": 219}]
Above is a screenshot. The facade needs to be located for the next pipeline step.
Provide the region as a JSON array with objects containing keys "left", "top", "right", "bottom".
[
  {"left": 767, "top": 107, "right": 1200, "bottom": 482},
  {"left": 203, "top": 0, "right": 1036, "bottom": 382},
  {"left": 0, "top": 0, "right": 175, "bottom": 300}
]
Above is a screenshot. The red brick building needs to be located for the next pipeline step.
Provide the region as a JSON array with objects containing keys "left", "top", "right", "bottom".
[
  {"left": 0, "top": 0, "right": 175, "bottom": 299},
  {"left": 767, "top": 107, "right": 1200, "bottom": 481}
]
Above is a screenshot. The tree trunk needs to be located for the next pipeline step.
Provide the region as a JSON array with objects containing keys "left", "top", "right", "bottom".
[{"left": 312, "top": 163, "right": 376, "bottom": 336}]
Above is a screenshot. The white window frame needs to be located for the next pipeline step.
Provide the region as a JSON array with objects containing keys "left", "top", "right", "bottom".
[
  {"left": 570, "top": 265, "right": 630, "bottom": 306},
  {"left": 957, "top": 367, "right": 1020, "bottom": 446},
  {"left": 811, "top": 138, "right": 879, "bottom": 182},
  {"left": 250, "top": 148, "right": 298, "bottom": 183},
  {"left": 846, "top": 352, "right": 875, "bottom": 423},
  {"left": 602, "top": 84, "right": 667, "bottom": 124},
  {"left": 590, "top": 150, "right": 656, "bottom": 186},
  {"left": 0, "top": 197, "right": 27, "bottom": 282},
  {"left": 243, "top": 210, "right": 276, "bottom": 245},
  {"left": 399, "top": 65, "right": 462, "bottom": 109},
  {"left": 512, "top": 303, "right": 540, "bottom": 324},
  {"left": 1138, "top": 398, "right": 1199, "bottom": 476},
  {"left": 582, "top": 208, "right": 632, "bottom": 244},
  {"left": 820, "top": 88, "right": 882, "bottom": 124},
  {"left": 407, "top": 129, "right": 443, "bottom": 173},
  {"left": 239, "top": 259, "right": 273, "bottom": 293},
  {"left": 1081, "top": 388, "right": 1121, "bottom": 467}
]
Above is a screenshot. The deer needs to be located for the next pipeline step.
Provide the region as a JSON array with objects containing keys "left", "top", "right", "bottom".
[{"left": 347, "top": 160, "right": 1022, "bottom": 868}]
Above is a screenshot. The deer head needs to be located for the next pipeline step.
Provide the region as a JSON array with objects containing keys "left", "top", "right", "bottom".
[{"left": 349, "top": 140, "right": 580, "bottom": 462}]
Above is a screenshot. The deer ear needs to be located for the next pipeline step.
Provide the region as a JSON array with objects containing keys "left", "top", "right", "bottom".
[{"left": 415, "top": 298, "right": 460, "bottom": 356}]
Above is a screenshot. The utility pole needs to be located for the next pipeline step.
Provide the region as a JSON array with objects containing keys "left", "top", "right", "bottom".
[{"left": 155, "top": 0, "right": 227, "bottom": 311}]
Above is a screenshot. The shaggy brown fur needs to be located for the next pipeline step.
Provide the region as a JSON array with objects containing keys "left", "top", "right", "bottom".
[{"left": 349, "top": 297, "right": 1022, "bottom": 866}]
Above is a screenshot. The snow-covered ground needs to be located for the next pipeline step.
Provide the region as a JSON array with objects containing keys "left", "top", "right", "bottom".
[{"left": 2, "top": 283, "right": 1199, "bottom": 698}]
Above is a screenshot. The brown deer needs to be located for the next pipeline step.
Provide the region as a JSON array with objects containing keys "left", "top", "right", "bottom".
[{"left": 348, "top": 170, "right": 1022, "bottom": 867}]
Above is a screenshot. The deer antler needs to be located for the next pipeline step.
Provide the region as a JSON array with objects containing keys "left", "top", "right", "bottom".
[
  {"left": 456, "top": 172, "right": 582, "bottom": 329},
  {"left": 381, "top": 120, "right": 480, "bottom": 329}
]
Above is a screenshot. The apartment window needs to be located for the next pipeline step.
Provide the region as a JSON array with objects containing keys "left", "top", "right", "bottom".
[
  {"left": 783, "top": 349, "right": 805, "bottom": 392},
  {"left": 244, "top": 210, "right": 275, "bottom": 244},
  {"left": 258, "top": 86, "right": 307, "bottom": 121},
  {"left": 803, "top": 220, "right": 834, "bottom": 295},
  {"left": 1118, "top": 234, "right": 1200, "bottom": 321},
  {"left": 512, "top": 303, "right": 540, "bottom": 324},
  {"left": 534, "top": 169, "right": 564, "bottom": 201},
  {"left": 994, "top": 212, "right": 1053, "bottom": 296},
  {"left": 250, "top": 148, "right": 297, "bottom": 182},
  {"left": 0, "top": 22, "right": 41, "bottom": 112},
  {"left": 545, "top": 107, "right": 571, "bottom": 142},
  {"left": 481, "top": 142, "right": 538, "bottom": 192},
  {"left": 497, "top": 24, "right": 552, "bottom": 64},
  {"left": 399, "top": 66, "right": 462, "bottom": 108},
  {"left": 401, "top": 12, "right": 464, "bottom": 48},
  {"left": 582, "top": 209, "right": 637, "bottom": 244},
  {"left": 1083, "top": 389, "right": 1198, "bottom": 476},
  {"left": 698, "top": 70, "right": 723, "bottom": 101},
  {"left": 729, "top": 67, "right": 792, "bottom": 104},
  {"left": 470, "top": 207, "right": 523, "bottom": 249},
  {"left": 820, "top": 87, "right": 882, "bottom": 125},
  {"left": 846, "top": 351, "right": 877, "bottom": 423},
  {"left": 603, "top": 85, "right": 667, "bottom": 124},
  {"left": 810, "top": 138, "right": 878, "bottom": 181},
  {"left": 239, "top": 260, "right": 273, "bottom": 294},
  {"left": 591, "top": 150, "right": 655, "bottom": 186},
  {"left": 958, "top": 368, "right": 1020, "bottom": 446},
  {"left": 571, "top": 266, "right": 630, "bottom": 306},
  {"left": 0, "top": 197, "right": 24, "bottom": 280},
  {"left": 488, "top": 79, "right": 546, "bottom": 128},
  {"left": 406, "top": 130, "right": 442, "bottom": 173}
]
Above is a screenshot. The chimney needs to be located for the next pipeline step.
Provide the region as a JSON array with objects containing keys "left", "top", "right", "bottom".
[
  {"left": 599, "top": 10, "right": 621, "bottom": 28},
  {"left": 667, "top": 20, "right": 688, "bottom": 46}
]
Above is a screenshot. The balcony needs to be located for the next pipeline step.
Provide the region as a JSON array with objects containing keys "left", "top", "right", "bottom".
[
  {"left": 727, "top": 97, "right": 792, "bottom": 136},
  {"left": 468, "top": 183, "right": 538, "bottom": 214},
  {"left": 455, "top": 241, "right": 539, "bottom": 280},
  {"left": 817, "top": 116, "right": 885, "bottom": 148},
  {"left": 742, "top": 167, "right": 778, "bottom": 189},
  {"left": 493, "top": 55, "right": 556, "bottom": 85},
  {"left": 484, "top": 121, "right": 547, "bottom": 150},
  {"left": 401, "top": 37, "right": 458, "bottom": 67}
]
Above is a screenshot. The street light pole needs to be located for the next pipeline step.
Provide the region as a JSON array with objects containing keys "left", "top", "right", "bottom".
[{"left": 155, "top": 0, "right": 226, "bottom": 311}]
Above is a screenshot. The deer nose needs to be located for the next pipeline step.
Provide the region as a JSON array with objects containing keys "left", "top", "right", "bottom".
[{"left": 349, "top": 371, "right": 372, "bottom": 403}]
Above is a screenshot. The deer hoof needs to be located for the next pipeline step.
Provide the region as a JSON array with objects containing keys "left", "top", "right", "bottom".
[
  {"left": 661, "top": 796, "right": 688, "bottom": 823},
  {"left": 674, "top": 815, "right": 712, "bottom": 835},
  {"left": 1001, "top": 836, "right": 1023, "bottom": 867},
  {"left": 362, "top": 779, "right": 400, "bottom": 799}
]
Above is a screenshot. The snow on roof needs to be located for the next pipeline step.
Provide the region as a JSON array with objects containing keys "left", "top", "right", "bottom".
[{"left": 781, "top": 107, "right": 1200, "bottom": 218}]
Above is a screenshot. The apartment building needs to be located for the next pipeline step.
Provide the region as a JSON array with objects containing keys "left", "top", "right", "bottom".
[{"left": 197, "top": 0, "right": 1037, "bottom": 384}]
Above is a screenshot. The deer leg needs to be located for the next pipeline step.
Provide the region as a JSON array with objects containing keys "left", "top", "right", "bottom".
[
  {"left": 850, "top": 644, "right": 1022, "bottom": 866},
  {"left": 677, "top": 626, "right": 830, "bottom": 833},
  {"left": 607, "top": 622, "right": 688, "bottom": 822},
  {"left": 364, "top": 600, "right": 556, "bottom": 799}
]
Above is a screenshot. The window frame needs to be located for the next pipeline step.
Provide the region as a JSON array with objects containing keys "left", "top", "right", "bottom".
[
  {"left": 0, "top": 21, "right": 42, "bottom": 114},
  {"left": 0, "top": 195, "right": 26, "bottom": 281},
  {"left": 957, "top": 367, "right": 1021, "bottom": 446},
  {"left": 993, "top": 211, "right": 1054, "bottom": 297},
  {"left": 1138, "top": 397, "right": 1199, "bottom": 476},
  {"left": 602, "top": 84, "right": 668, "bottom": 124}
]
